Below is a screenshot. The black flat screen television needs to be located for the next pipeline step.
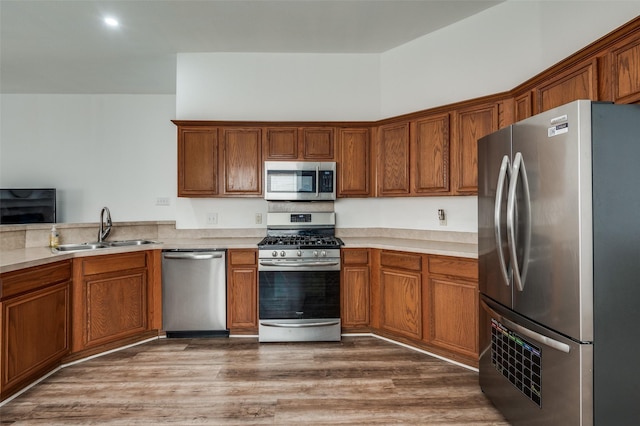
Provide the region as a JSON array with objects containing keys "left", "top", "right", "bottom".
[{"left": 0, "top": 188, "right": 57, "bottom": 224}]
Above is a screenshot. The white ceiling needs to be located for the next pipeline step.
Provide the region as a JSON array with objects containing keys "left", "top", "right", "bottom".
[{"left": 0, "top": 0, "right": 502, "bottom": 94}]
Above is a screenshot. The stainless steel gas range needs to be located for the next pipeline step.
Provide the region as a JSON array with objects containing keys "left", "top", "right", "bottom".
[{"left": 257, "top": 212, "right": 343, "bottom": 342}]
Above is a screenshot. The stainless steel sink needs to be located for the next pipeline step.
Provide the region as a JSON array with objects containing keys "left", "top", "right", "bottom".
[
  {"left": 104, "top": 239, "right": 157, "bottom": 247},
  {"left": 52, "top": 239, "right": 157, "bottom": 253},
  {"left": 53, "top": 242, "right": 110, "bottom": 252}
]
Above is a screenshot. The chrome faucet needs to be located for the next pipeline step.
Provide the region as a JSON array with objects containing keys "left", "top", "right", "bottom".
[{"left": 98, "top": 207, "right": 112, "bottom": 242}]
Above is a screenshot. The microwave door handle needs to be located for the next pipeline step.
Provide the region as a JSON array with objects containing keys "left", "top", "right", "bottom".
[
  {"left": 494, "top": 155, "right": 512, "bottom": 287},
  {"left": 315, "top": 165, "right": 320, "bottom": 198},
  {"left": 507, "top": 152, "right": 532, "bottom": 292}
]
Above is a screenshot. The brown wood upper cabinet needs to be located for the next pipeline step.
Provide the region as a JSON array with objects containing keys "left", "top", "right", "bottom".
[
  {"left": 337, "top": 127, "right": 371, "bottom": 197},
  {"left": 178, "top": 126, "right": 218, "bottom": 197},
  {"left": 451, "top": 101, "right": 499, "bottom": 195},
  {"left": 377, "top": 114, "right": 451, "bottom": 197},
  {"left": 608, "top": 34, "right": 640, "bottom": 104},
  {"left": 411, "top": 113, "right": 450, "bottom": 194},
  {"left": 534, "top": 58, "right": 598, "bottom": 114},
  {"left": 220, "top": 127, "right": 262, "bottom": 196},
  {"left": 264, "top": 126, "right": 335, "bottom": 160},
  {"left": 177, "top": 125, "right": 262, "bottom": 198},
  {"left": 377, "top": 122, "right": 411, "bottom": 196}
]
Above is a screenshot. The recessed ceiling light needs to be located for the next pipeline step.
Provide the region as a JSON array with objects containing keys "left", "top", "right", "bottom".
[{"left": 104, "top": 17, "right": 119, "bottom": 27}]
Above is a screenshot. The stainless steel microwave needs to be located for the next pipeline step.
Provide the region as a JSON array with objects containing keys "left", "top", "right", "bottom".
[{"left": 264, "top": 161, "right": 336, "bottom": 201}]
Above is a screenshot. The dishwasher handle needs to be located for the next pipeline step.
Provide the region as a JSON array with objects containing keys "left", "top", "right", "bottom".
[{"left": 163, "top": 252, "right": 224, "bottom": 260}]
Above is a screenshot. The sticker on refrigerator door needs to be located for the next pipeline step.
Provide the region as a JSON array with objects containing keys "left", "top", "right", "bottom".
[
  {"left": 548, "top": 122, "right": 569, "bottom": 137},
  {"left": 491, "top": 319, "right": 542, "bottom": 407}
]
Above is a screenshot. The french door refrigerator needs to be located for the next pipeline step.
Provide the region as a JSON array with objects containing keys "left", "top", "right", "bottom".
[{"left": 478, "top": 100, "right": 640, "bottom": 425}]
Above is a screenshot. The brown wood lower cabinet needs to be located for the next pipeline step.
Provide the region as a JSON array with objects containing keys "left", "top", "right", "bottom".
[
  {"left": 0, "top": 261, "right": 72, "bottom": 400},
  {"left": 355, "top": 249, "right": 479, "bottom": 367},
  {"left": 378, "top": 250, "right": 424, "bottom": 341},
  {"left": 341, "top": 249, "right": 371, "bottom": 331},
  {"left": 226, "top": 249, "right": 258, "bottom": 334},
  {"left": 425, "top": 256, "right": 479, "bottom": 360},
  {"left": 71, "top": 251, "right": 159, "bottom": 357}
]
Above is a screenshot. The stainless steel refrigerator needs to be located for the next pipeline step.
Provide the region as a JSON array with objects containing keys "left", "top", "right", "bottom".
[{"left": 478, "top": 100, "right": 640, "bottom": 425}]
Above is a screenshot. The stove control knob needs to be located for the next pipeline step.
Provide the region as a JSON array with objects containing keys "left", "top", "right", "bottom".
[
  {"left": 321, "top": 250, "right": 327, "bottom": 257},
  {"left": 271, "top": 251, "right": 278, "bottom": 257},
  {"left": 313, "top": 250, "right": 319, "bottom": 257},
  {"left": 280, "top": 251, "right": 286, "bottom": 257},
  {"left": 297, "top": 250, "right": 302, "bottom": 257}
]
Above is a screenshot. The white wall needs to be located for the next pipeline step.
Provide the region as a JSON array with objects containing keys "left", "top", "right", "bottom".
[
  {"left": 176, "top": 53, "right": 380, "bottom": 121},
  {"left": 0, "top": 94, "right": 177, "bottom": 223},
  {"left": 2, "top": 2, "right": 637, "bottom": 229},
  {"left": 335, "top": 197, "right": 478, "bottom": 233},
  {"left": 380, "top": 0, "right": 640, "bottom": 117}
]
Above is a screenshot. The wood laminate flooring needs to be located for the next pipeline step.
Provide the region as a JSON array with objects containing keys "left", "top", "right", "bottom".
[{"left": 0, "top": 336, "right": 508, "bottom": 425}]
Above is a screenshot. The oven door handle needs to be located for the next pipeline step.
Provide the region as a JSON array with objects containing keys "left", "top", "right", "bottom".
[
  {"left": 259, "top": 261, "right": 340, "bottom": 267},
  {"left": 260, "top": 321, "right": 341, "bottom": 328}
]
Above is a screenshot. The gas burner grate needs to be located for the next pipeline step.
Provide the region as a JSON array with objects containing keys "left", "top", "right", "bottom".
[{"left": 258, "top": 235, "right": 343, "bottom": 249}]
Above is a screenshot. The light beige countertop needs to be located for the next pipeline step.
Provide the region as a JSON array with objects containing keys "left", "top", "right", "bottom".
[
  {"left": 0, "top": 223, "right": 478, "bottom": 274},
  {"left": 340, "top": 237, "right": 477, "bottom": 259},
  {"left": 1, "top": 236, "right": 477, "bottom": 274}
]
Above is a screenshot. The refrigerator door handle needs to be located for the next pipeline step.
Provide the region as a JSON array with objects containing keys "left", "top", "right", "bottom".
[
  {"left": 481, "top": 300, "right": 571, "bottom": 354},
  {"left": 506, "top": 152, "right": 532, "bottom": 292},
  {"left": 494, "top": 155, "right": 512, "bottom": 287}
]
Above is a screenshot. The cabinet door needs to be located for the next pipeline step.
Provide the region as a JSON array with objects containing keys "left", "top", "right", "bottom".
[
  {"left": 411, "top": 114, "right": 450, "bottom": 194},
  {"left": 1, "top": 281, "right": 70, "bottom": 399},
  {"left": 226, "top": 249, "right": 258, "bottom": 333},
  {"left": 427, "top": 276, "right": 478, "bottom": 358},
  {"left": 451, "top": 103, "right": 499, "bottom": 194},
  {"left": 377, "top": 122, "right": 410, "bottom": 196},
  {"left": 264, "top": 127, "right": 298, "bottom": 160},
  {"left": 178, "top": 126, "right": 218, "bottom": 196},
  {"left": 341, "top": 249, "right": 370, "bottom": 328},
  {"left": 221, "top": 128, "right": 262, "bottom": 196},
  {"left": 426, "top": 256, "right": 479, "bottom": 359},
  {"left": 337, "top": 127, "right": 371, "bottom": 197},
  {"left": 301, "top": 127, "right": 335, "bottom": 160},
  {"left": 535, "top": 58, "right": 598, "bottom": 113},
  {"left": 379, "top": 251, "right": 423, "bottom": 340},
  {"left": 609, "top": 36, "right": 640, "bottom": 104},
  {"left": 514, "top": 92, "right": 532, "bottom": 122},
  {"left": 73, "top": 253, "right": 149, "bottom": 352},
  {"left": 380, "top": 269, "right": 422, "bottom": 340}
]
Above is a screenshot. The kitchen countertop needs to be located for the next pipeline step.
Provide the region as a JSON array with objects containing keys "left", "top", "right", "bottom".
[{"left": 0, "top": 236, "right": 477, "bottom": 274}]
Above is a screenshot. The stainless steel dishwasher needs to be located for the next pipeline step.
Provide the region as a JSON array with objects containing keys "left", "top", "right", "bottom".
[{"left": 161, "top": 249, "right": 228, "bottom": 338}]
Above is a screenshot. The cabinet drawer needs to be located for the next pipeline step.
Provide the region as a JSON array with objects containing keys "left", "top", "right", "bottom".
[
  {"left": 428, "top": 256, "right": 477, "bottom": 280},
  {"left": 1, "top": 260, "right": 71, "bottom": 300},
  {"left": 380, "top": 251, "right": 422, "bottom": 271},
  {"left": 228, "top": 249, "right": 257, "bottom": 266},
  {"left": 342, "top": 249, "right": 369, "bottom": 265},
  {"left": 81, "top": 252, "right": 147, "bottom": 276}
]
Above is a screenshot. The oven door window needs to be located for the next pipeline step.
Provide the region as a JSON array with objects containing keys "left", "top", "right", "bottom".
[{"left": 259, "top": 270, "right": 339, "bottom": 319}]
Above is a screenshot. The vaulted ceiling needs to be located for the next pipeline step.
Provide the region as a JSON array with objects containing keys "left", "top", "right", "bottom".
[{"left": 0, "top": 0, "right": 502, "bottom": 94}]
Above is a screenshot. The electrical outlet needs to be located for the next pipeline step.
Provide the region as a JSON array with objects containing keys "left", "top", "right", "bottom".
[
  {"left": 255, "top": 213, "right": 262, "bottom": 224},
  {"left": 438, "top": 209, "right": 447, "bottom": 226},
  {"left": 206, "top": 212, "right": 218, "bottom": 225},
  {"left": 155, "top": 197, "right": 170, "bottom": 206}
]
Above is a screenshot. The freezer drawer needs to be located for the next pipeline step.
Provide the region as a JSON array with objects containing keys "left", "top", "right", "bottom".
[{"left": 480, "top": 296, "right": 593, "bottom": 426}]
